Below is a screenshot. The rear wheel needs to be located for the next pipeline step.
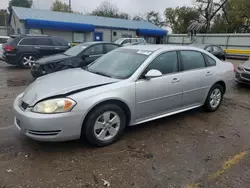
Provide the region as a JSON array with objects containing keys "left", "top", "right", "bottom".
[
  {"left": 20, "top": 54, "right": 37, "bottom": 68},
  {"left": 83, "top": 104, "right": 126, "bottom": 146},
  {"left": 204, "top": 84, "right": 224, "bottom": 112}
]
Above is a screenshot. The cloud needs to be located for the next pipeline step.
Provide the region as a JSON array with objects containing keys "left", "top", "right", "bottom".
[{"left": 2, "top": 0, "right": 192, "bottom": 15}]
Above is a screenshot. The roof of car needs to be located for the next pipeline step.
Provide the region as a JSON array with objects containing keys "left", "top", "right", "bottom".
[
  {"left": 82, "top": 42, "right": 119, "bottom": 45},
  {"left": 123, "top": 44, "right": 204, "bottom": 52}
]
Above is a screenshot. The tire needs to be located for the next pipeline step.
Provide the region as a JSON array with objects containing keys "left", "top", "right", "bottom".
[
  {"left": 222, "top": 55, "right": 226, "bottom": 61},
  {"left": 83, "top": 104, "right": 126, "bottom": 147},
  {"left": 204, "top": 84, "right": 224, "bottom": 112},
  {"left": 19, "top": 54, "right": 37, "bottom": 69}
]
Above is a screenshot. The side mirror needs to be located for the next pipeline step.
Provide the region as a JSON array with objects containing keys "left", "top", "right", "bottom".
[{"left": 144, "top": 69, "right": 163, "bottom": 79}]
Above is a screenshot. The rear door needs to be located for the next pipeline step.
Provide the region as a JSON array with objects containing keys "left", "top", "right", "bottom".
[
  {"left": 82, "top": 44, "right": 104, "bottom": 65},
  {"left": 34, "top": 37, "right": 55, "bottom": 57},
  {"left": 180, "top": 50, "right": 215, "bottom": 107},
  {"left": 52, "top": 37, "right": 69, "bottom": 54}
]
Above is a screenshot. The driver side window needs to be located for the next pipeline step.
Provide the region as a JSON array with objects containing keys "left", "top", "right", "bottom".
[
  {"left": 84, "top": 44, "right": 103, "bottom": 56},
  {"left": 146, "top": 51, "right": 179, "bottom": 75}
]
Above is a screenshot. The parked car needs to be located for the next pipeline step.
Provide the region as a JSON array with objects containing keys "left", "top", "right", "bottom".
[
  {"left": 0, "top": 36, "right": 10, "bottom": 60},
  {"left": 114, "top": 38, "right": 146, "bottom": 46},
  {"left": 13, "top": 45, "right": 234, "bottom": 146},
  {"left": 31, "top": 42, "right": 120, "bottom": 78},
  {"left": 235, "top": 60, "right": 250, "bottom": 85},
  {"left": 190, "top": 44, "right": 226, "bottom": 60},
  {"left": 2, "top": 34, "right": 70, "bottom": 68}
]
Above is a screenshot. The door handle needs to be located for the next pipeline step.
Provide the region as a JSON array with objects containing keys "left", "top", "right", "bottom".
[
  {"left": 206, "top": 71, "right": 213, "bottom": 76},
  {"left": 172, "top": 78, "right": 180, "bottom": 83},
  {"left": 55, "top": 47, "right": 60, "bottom": 50},
  {"left": 34, "top": 46, "right": 40, "bottom": 49}
]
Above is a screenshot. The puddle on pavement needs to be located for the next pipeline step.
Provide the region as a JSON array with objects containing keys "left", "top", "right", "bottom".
[{"left": 0, "top": 77, "right": 32, "bottom": 88}]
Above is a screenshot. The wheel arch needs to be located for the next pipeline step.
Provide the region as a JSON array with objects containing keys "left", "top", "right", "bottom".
[
  {"left": 18, "top": 53, "right": 39, "bottom": 63},
  {"left": 82, "top": 99, "right": 132, "bottom": 129},
  {"left": 213, "top": 80, "right": 226, "bottom": 94}
]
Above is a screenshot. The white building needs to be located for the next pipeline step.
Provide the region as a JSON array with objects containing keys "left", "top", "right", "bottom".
[{"left": 9, "top": 6, "right": 168, "bottom": 44}]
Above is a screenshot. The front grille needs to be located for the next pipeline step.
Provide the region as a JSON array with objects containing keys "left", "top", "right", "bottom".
[
  {"left": 241, "top": 73, "right": 250, "bottom": 80},
  {"left": 21, "top": 101, "right": 29, "bottom": 110},
  {"left": 27, "top": 130, "right": 61, "bottom": 136}
]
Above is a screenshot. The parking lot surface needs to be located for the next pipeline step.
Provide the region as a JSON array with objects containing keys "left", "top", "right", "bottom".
[{"left": 0, "top": 59, "right": 249, "bottom": 188}]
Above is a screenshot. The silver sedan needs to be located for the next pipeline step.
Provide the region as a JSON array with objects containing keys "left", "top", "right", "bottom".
[
  {"left": 13, "top": 45, "right": 235, "bottom": 146},
  {"left": 236, "top": 60, "right": 250, "bottom": 85}
]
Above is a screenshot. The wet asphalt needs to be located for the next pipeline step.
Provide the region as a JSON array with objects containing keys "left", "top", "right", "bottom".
[{"left": 0, "top": 60, "right": 249, "bottom": 188}]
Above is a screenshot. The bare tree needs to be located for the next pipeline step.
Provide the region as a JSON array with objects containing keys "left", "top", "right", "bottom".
[
  {"left": 196, "top": 0, "right": 228, "bottom": 32},
  {"left": 91, "top": 1, "right": 129, "bottom": 19}
]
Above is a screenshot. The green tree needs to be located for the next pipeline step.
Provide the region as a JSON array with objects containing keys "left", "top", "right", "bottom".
[
  {"left": 165, "top": 6, "right": 200, "bottom": 33},
  {"left": 91, "top": 1, "right": 129, "bottom": 19},
  {"left": 0, "top": 9, "right": 8, "bottom": 26},
  {"left": 51, "top": 0, "right": 71, "bottom": 12},
  {"left": 8, "top": 0, "right": 32, "bottom": 10},
  {"left": 224, "top": 0, "right": 250, "bottom": 33},
  {"left": 196, "top": 0, "right": 228, "bottom": 32},
  {"left": 146, "top": 11, "right": 165, "bottom": 27}
]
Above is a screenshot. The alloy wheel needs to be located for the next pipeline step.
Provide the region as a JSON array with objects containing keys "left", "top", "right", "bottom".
[
  {"left": 210, "top": 88, "right": 222, "bottom": 109},
  {"left": 94, "top": 111, "right": 121, "bottom": 141},
  {"left": 22, "top": 55, "right": 36, "bottom": 67}
]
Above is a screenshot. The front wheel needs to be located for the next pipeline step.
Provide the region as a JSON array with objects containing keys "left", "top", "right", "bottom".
[
  {"left": 204, "top": 84, "right": 224, "bottom": 112},
  {"left": 20, "top": 55, "right": 37, "bottom": 68},
  {"left": 83, "top": 104, "right": 126, "bottom": 146}
]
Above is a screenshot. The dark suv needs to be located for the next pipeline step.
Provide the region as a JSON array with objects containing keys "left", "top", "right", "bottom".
[{"left": 3, "top": 35, "right": 70, "bottom": 68}]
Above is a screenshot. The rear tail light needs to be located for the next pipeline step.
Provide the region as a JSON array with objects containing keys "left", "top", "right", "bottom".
[
  {"left": 233, "top": 64, "right": 236, "bottom": 72},
  {"left": 3, "top": 45, "right": 15, "bottom": 52}
]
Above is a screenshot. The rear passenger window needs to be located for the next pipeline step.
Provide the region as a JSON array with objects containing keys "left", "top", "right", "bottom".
[
  {"left": 52, "top": 38, "right": 68, "bottom": 46},
  {"left": 19, "top": 38, "right": 37, "bottom": 45},
  {"left": 146, "top": 51, "right": 179, "bottom": 74},
  {"left": 36, "top": 38, "right": 53, "bottom": 46},
  {"left": 180, "top": 51, "right": 206, "bottom": 71},
  {"left": 205, "top": 54, "right": 216, "bottom": 66},
  {"left": 121, "top": 39, "right": 130, "bottom": 45},
  {"left": 138, "top": 39, "right": 145, "bottom": 43},
  {"left": 131, "top": 39, "right": 138, "bottom": 43}
]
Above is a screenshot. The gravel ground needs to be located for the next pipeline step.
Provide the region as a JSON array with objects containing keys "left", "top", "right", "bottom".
[{"left": 0, "top": 59, "right": 249, "bottom": 188}]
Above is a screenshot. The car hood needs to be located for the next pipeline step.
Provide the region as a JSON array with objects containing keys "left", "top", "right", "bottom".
[
  {"left": 36, "top": 54, "right": 72, "bottom": 65},
  {"left": 22, "top": 68, "right": 118, "bottom": 106}
]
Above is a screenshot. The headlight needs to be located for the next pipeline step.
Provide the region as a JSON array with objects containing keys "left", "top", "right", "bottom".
[
  {"left": 237, "top": 66, "right": 244, "bottom": 71},
  {"left": 32, "top": 98, "right": 76, "bottom": 114}
]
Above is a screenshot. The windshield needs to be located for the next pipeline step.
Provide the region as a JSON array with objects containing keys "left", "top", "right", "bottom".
[
  {"left": 64, "top": 43, "right": 90, "bottom": 56},
  {"left": 87, "top": 48, "right": 151, "bottom": 79},
  {"left": 114, "top": 38, "right": 124, "bottom": 44}
]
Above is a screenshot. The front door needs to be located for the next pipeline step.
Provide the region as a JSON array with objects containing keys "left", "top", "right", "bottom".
[
  {"left": 94, "top": 32, "right": 103, "bottom": 41},
  {"left": 135, "top": 51, "right": 183, "bottom": 120}
]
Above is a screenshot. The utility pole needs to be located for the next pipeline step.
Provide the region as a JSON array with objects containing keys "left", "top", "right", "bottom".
[{"left": 69, "top": 0, "right": 71, "bottom": 12}]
